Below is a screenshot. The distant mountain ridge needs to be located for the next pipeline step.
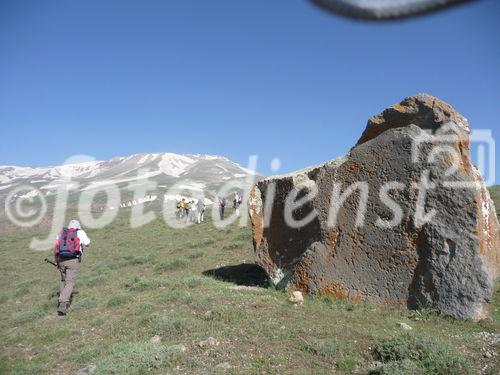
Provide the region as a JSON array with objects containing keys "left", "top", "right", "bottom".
[
  {"left": 0, "top": 152, "right": 262, "bottom": 210},
  {"left": 0, "top": 153, "right": 238, "bottom": 181}
]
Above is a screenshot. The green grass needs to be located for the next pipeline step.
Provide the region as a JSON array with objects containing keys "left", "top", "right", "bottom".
[
  {"left": 0, "top": 201, "right": 499, "bottom": 374},
  {"left": 107, "top": 293, "right": 133, "bottom": 307},
  {"left": 370, "top": 334, "right": 475, "bottom": 375},
  {"left": 93, "top": 341, "right": 183, "bottom": 375},
  {"left": 154, "top": 257, "right": 189, "bottom": 272},
  {"left": 489, "top": 185, "right": 500, "bottom": 218},
  {"left": 298, "top": 337, "right": 361, "bottom": 373}
]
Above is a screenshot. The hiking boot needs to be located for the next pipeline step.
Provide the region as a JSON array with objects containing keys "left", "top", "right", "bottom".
[{"left": 57, "top": 302, "right": 68, "bottom": 316}]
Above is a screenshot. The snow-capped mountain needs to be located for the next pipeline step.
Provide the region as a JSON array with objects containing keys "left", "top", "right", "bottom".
[{"left": 0, "top": 152, "right": 262, "bottom": 209}]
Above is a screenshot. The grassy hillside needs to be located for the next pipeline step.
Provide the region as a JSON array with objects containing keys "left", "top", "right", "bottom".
[
  {"left": 1, "top": 203, "right": 499, "bottom": 375},
  {"left": 489, "top": 185, "right": 500, "bottom": 218}
]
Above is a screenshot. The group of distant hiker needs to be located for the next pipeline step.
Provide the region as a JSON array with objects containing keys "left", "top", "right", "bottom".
[
  {"left": 175, "top": 192, "right": 243, "bottom": 222},
  {"left": 176, "top": 198, "right": 206, "bottom": 224},
  {"left": 51, "top": 192, "right": 244, "bottom": 316},
  {"left": 217, "top": 192, "right": 243, "bottom": 220}
]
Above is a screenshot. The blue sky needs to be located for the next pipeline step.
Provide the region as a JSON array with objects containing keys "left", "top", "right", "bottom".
[{"left": 0, "top": 0, "right": 499, "bottom": 181}]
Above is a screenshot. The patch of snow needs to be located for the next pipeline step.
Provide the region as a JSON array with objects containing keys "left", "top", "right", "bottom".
[
  {"left": 51, "top": 161, "right": 101, "bottom": 178},
  {"left": 119, "top": 195, "right": 158, "bottom": 208},
  {"left": 216, "top": 164, "right": 229, "bottom": 173},
  {"left": 85, "top": 167, "right": 103, "bottom": 179},
  {"left": 18, "top": 190, "right": 40, "bottom": 199},
  {"left": 240, "top": 167, "right": 257, "bottom": 175},
  {"left": 40, "top": 182, "right": 78, "bottom": 190},
  {"left": 188, "top": 154, "right": 228, "bottom": 161},
  {"left": 175, "top": 182, "right": 206, "bottom": 192},
  {"left": 163, "top": 194, "right": 214, "bottom": 206},
  {"left": 262, "top": 155, "right": 347, "bottom": 182},
  {"left": 40, "top": 184, "right": 57, "bottom": 190},
  {"left": 158, "top": 153, "right": 196, "bottom": 177},
  {"left": 163, "top": 194, "right": 186, "bottom": 201},
  {"left": 1, "top": 166, "right": 50, "bottom": 179},
  {"left": 79, "top": 171, "right": 163, "bottom": 191},
  {"left": 138, "top": 154, "right": 151, "bottom": 164}
]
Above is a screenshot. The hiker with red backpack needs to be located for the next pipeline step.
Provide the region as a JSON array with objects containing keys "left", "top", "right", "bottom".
[{"left": 52, "top": 220, "right": 90, "bottom": 316}]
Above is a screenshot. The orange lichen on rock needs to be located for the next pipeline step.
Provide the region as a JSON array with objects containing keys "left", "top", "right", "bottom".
[
  {"left": 252, "top": 94, "right": 499, "bottom": 320},
  {"left": 325, "top": 229, "right": 340, "bottom": 249},
  {"left": 290, "top": 267, "right": 313, "bottom": 294},
  {"left": 391, "top": 103, "right": 407, "bottom": 112},
  {"left": 248, "top": 185, "right": 264, "bottom": 250},
  {"left": 319, "top": 283, "right": 349, "bottom": 299},
  {"left": 458, "top": 139, "right": 473, "bottom": 176},
  {"left": 318, "top": 283, "right": 366, "bottom": 302}
]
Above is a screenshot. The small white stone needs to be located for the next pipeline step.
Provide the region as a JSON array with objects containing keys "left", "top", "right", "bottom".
[
  {"left": 215, "top": 362, "right": 232, "bottom": 371},
  {"left": 150, "top": 335, "right": 161, "bottom": 344},
  {"left": 172, "top": 344, "right": 187, "bottom": 353},
  {"left": 198, "top": 337, "right": 219, "bottom": 348},
  {"left": 289, "top": 291, "right": 304, "bottom": 305},
  {"left": 73, "top": 365, "right": 97, "bottom": 375},
  {"left": 398, "top": 322, "right": 413, "bottom": 331}
]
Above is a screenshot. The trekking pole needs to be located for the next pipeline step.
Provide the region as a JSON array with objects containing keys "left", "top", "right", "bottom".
[{"left": 44, "top": 258, "right": 58, "bottom": 268}]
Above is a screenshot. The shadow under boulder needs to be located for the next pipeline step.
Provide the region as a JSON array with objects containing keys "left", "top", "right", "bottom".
[{"left": 203, "top": 263, "right": 269, "bottom": 288}]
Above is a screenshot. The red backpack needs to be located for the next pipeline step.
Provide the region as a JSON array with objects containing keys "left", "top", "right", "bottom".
[{"left": 53, "top": 227, "right": 81, "bottom": 258}]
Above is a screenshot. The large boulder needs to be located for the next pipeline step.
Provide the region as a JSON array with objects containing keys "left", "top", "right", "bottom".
[{"left": 249, "top": 94, "right": 499, "bottom": 320}]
